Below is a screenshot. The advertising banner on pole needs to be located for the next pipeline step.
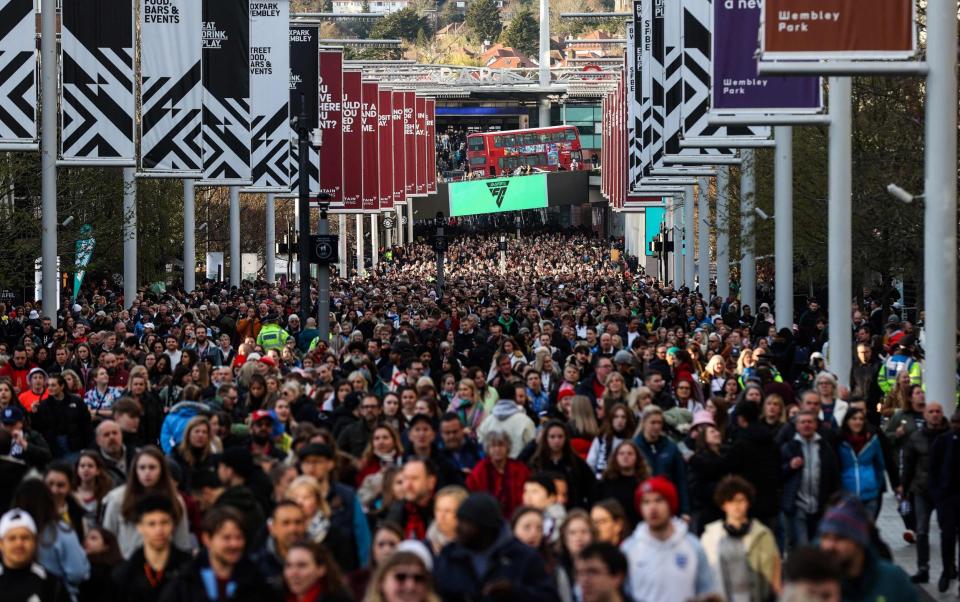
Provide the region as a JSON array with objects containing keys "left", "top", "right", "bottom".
[
  {"left": 341, "top": 70, "right": 362, "bottom": 211},
  {"left": 140, "top": 0, "right": 202, "bottom": 174},
  {"left": 713, "top": 0, "right": 821, "bottom": 114},
  {"left": 680, "top": 0, "right": 771, "bottom": 143},
  {"left": 318, "top": 49, "right": 343, "bottom": 205},
  {"left": 246, "top": 0, "right": 289, "bottom": 192},
  {"left": 377, "top": 88, "right": 394, "bottom": 211},
  {"left": 287, "top": 25, "right": 318, "bottom": 195},
  {"left": 60, "top": 0, "right": 135, "bottom": 163},
  {"left": 391, "top": 90, "right": 406, "bottom": 206},
  {"left": 200, "top": 0, "right": 250, "bottom": 184},
  {"left": 660, "top": 0, "right": 730, "bottom": 164},
  {"left": 415, "top": 96, "right": 427, "bottom": 195},
  {"left": 426, "top": 99, "right": 437, "bottom": 194},
  {"left": 761, "top": 0, "right": 915, "bottom": 60},
  {"left": 0, "top": 0, "right": 36, "bottom": 149},
  {"left": 402, "top": 91, "right": 416, "bottom": 196},
  {"left": 360, "top": 80, "right": 379, "bottom": 213}
]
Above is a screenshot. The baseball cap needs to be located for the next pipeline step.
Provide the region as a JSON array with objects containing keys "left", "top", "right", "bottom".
[
  {"left": 1, "top": 406, "right": 25, "bottom": 425},
  {"left": 0, "top": 509, "right": 37, "bottom": 538},
  {"left": 251, "top": 409, "right": 274, "bottom": 423}
]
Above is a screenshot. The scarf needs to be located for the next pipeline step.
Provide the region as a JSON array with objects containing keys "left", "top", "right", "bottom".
[
  {"left": 846, "top": 432, "right": 868, "bottom": 454},
  {"left": 403, "top": 502, "right": 427, "bottom": 539}
]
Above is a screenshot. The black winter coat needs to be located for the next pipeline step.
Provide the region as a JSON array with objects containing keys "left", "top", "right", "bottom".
[
  {"left": 780, "top": 436, "right": 841, "bottom": 515},
  {"left": 112, "top": 547, "right": 193, "bottom": 602},
  {"left": 157, "top": 553, "right": 271, "bottom": 602},
  {"left": 33, "top": 394, "right": 92, "bottom": 456},
  {"left": 725, "top": 424, "right": 782, "bottom": 520},
  {"left": 434, "top": 529, "right": 557, "bottom": 602}
]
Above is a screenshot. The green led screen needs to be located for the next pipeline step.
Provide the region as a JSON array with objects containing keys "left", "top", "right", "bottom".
[{"left": 448, "top": 174, "right": 548, "bottom": 217}]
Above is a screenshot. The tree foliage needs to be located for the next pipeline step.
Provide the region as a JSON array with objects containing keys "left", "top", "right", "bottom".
[
  {"left": 500, "top": 5, "right": 538, "bottom": 55},
  {"left": 465, "top": 0, "right": 502, "bottom": 43},
  {"left": 370, "top": 7, "right": 432, "bottom": 42}
]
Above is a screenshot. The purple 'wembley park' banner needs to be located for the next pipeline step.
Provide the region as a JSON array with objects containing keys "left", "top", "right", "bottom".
[{"left": 712, "top": 0, "right": 821, "bottom": 113}]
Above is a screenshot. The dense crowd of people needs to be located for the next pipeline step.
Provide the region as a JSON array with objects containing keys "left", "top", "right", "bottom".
[
  {"left": 0, "top": 228, "right": 955, "bottom": 602},
  {"left": 436, "top": 128, "right": 469, "bottom": 174}
]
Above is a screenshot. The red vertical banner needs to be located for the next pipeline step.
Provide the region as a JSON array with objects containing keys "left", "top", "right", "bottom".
[
  {"left": 601, "top": 95, "right": 606, "bottom": 200},
  {"left": 361, "top": 80, "right": 379, "bottom": 213},
  {"left": 425, "top": 98, "right": 436, "bottom": 194},
  {"left": 340, "top": 70, "right": 362, "bottom": 211},
  {"left": 318, "top": 50, "right": 343, "bottom": 205},
  {"left": 391, "top": 90, "right": 405, "bottom": 206},
  {"left": 402, "top": 91, "right": 416, "bottom": 196},
  {"left": 377, "top": 88, "right": 393, "bottom": 211},
  {"left": 414, "top": 96, "right": 427, "bottom": 195}
]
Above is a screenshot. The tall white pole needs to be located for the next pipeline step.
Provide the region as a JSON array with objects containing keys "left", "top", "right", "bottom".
[
  {"left": 40, "top": 0, "right": 58, "bottom": 314},
  {"left": 538, "top": 0, "right": 551, "bottom": 126},
  {"left": 338, "top": 214, "right": 348, "bottom": 278},
  {"left": 828, "top": 77, "right": 852, "bottom": 387},
  {"left": 370, "top": 213, "right": 379, "bottom": 268},
  {"left": 122, "top": 168, "right": 137, "bottom": 304},
  {"left": 697, "top": 177, "right": 710, "bottom": 296},
  {"left": 229, "top": 186, "right": 240, "bottom": 287},
  {"left": 396, "top": 206, "right": 404, "bottom": 245},
  {"left": 406, "top": 202, "right": 413, "bottom": 243},
  {"left": 183, "top": 180, "right": 196, "bottom": 291},
  {"left": 740, "top": 149, "right": 756, "bottom": 311},
  {"left": 671, "top": 196, "right": 682, "bottom": 286},
  {"left": 265, "top": 193, "right": 276, "bottom": 284},
  {"left": 356, "top": 213, "right": 364, "bottom": 276},
  {"left": 774, "top": 126, "right": 794, "bottom": 330},
  {"left": 715, "top": 166, "right": 730, "bottom": 301},
  {"left": 924, "top": 0, "right": 957, "bottom": 407},
  {"left": 684, "top": 186, "right": 695, "bottom": 289}
]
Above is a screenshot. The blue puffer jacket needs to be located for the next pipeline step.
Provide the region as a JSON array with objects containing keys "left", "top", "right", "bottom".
[
  {"left": 838, "top": 434, "right": 886, "bottom": 503},
  {"left": 159, "top": 401, "right": 210, "bottom": 453}
]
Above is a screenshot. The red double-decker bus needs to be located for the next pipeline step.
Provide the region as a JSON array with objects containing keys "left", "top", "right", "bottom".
[{"left": 465, "top": 125, "right": 586, "bottom": 177}]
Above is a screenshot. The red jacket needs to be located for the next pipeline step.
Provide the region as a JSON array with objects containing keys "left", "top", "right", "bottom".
[{"left": 466, "top": 458, "right": 530, "bottom": 519}]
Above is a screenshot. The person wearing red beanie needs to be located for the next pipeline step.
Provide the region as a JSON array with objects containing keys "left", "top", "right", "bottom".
[{"left": 621, "top": 476, "right": 718, "bottom": 601}]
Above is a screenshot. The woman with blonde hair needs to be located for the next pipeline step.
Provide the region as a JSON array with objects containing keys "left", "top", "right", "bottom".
[
  {"left": 533, "top": 347, "right": 561, "bottom": 392},
  {"left": 703, "top": 354, "right": 728, "bottom": 397},
  {"left": 880, "top": 368, "right": 913, "bottom": 418},
  {"left": 600, "top": 372, "right": 629, "bottom": 411},
  {"left": 450, "top": 378, "right": 484, "bottom": 434},
  {"left": 286, "top": 475, "right": 332, "bottom": 543},
  {"left": 362, "top": 550, "right": 439, "bottom": 602},
  {"left": 814, "top": 370, "right": 848, "bottom": 427},
  {"left": 568, "top": 395, "right": 599, "bottom": 458}
]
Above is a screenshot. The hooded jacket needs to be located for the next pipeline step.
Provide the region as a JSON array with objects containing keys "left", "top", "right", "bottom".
[
  {"left": 725, "top": 423, "right": 783, "bottom": 519},
  {"left": 621, "top": 518, "right": 717, "bottom": 602},
  {"left": 434, "top": 525, "right": 556, "bottom": 602},
  {"left": 476, "top": 400, "right": 536, "bottom": 458},
  {"left": 837, "top": 433, "right": 886, "bottom": 502}
]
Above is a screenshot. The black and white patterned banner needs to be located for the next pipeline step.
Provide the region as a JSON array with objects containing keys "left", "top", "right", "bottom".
[
  {"left": 60, "top": 0, "right": 135, "bottom": 163},
  {"left": 140, "top": 0, "right": 203, "bottom": 174},
  {"left": 287, "top": 25, "right": 319, "bottom": 196},
  {"left": 200, "top": 0, "right": 250, "bottom": 184},
  {"left": 661, "top": 0, "right": 731, "bottom": 163},
  {"left": 245, "top": 0, "right": 289, "bottom": 191},
  {"left": 679, "top": 0, "right": 769, "bottom": 145},
  {"left": 0, "top": 0, "right": 36, "bottom": 149}
]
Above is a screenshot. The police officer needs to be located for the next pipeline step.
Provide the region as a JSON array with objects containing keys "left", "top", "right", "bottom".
[{"left": 255, "top": 313, "right": 290, "bottom": 352}]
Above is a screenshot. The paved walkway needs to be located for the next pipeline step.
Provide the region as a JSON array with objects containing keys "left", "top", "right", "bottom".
[{"left": 877, "top": 492, "right": 956, "bottom": 600}]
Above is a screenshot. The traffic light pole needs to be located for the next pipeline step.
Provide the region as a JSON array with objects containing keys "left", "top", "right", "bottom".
[{"left": 297, "top": 95, "right": 311, "bottom": 325}]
